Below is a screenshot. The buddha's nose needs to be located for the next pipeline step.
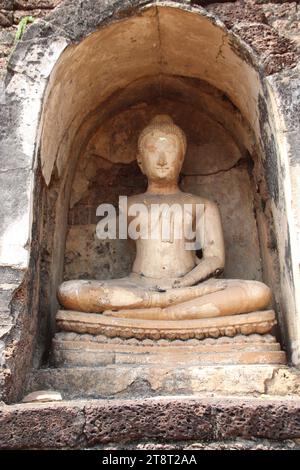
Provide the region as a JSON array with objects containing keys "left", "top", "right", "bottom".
[{"left": 157, "top": 153, "right": 167, "bottom": 166}]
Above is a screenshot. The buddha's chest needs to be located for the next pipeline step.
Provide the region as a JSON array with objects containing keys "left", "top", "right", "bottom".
[{"left": 127, "top": 202, "right": 199, "bottom": 243}]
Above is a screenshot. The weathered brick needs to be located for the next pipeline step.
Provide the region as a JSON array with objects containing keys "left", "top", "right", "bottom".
[
  {"left": 0, "top": 402, "right": 86, "bottom": 449},
  {"left": 84, "top": 398, "right": 300, "bottom": 446},
  {"left": 0, "top": 397, "right": 298, "bottom": 449},
  {"left": 13, "top": 9, "right": 50, "bottom": 24},
  {"left": 0, "top": 9, "right": 13, "bottom": 26},
  {"left": 0, "top": 43, "right": 11, "bottom": 57},
  {"left": 0, "top": 56, "right": 8, "bottom": 71},
  {"left": 14, "top": 1, "right": 61, "bottom": 9},
  {"left": 207, "top": 2, "right": 267, "bottom": 29},
  {"left": 0, "top": 1, "right": 13, "bottom": 10}
]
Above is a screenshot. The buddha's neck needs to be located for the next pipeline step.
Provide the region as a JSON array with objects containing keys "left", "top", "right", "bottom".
[{"left": 147, "top": 181, "right": 180, "bottom": 195}]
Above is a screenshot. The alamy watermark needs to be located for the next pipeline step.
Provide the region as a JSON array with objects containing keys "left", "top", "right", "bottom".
[{"left": 96, "top": 196, "right": 205, "bottom": 251}]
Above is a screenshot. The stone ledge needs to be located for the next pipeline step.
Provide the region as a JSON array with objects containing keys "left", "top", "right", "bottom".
[
  {"left": 0, "top": 396, "right": 300, "bottom": 449},
  {"left": 27, "top": 365, "right": 300, "bottom": 399}
]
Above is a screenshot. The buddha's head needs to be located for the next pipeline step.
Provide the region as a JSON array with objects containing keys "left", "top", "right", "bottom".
[{"left": 137, "top": 115, "right": 187, "bottom": 183}]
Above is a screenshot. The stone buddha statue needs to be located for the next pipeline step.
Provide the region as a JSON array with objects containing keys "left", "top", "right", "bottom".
[{"left": 57, "top": 115, "right": 276, "bottom": 340}]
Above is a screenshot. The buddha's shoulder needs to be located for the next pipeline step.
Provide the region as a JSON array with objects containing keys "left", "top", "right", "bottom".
[
  {"left": 127, "top": 193, "right": 147, "bottom": 205},
  {"left": 181, "top": 192, "right": 218, "bottom": 208}
]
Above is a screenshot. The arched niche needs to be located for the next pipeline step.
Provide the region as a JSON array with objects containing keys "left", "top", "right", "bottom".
[{"left": 1, "top": 0, "right": 300, "bottom": 402}]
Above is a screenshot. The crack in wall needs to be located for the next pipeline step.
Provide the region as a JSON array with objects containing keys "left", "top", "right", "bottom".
[
  {"left": 182, "top": 157, "right": 247, "bottom": 177},
  {"left": 155, "top": 5, "right": 163, "bottom": 98},
  {"left": 263, "top": 366, "right": 279, "bottom": 395},
  {"left": 216, "top": 32, "right": 227, "bottom": 62}
]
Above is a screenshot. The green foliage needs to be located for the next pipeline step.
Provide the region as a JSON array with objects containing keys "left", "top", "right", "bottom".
[{"left": 15, "top": 16, "right": 35, "bottom": 42}]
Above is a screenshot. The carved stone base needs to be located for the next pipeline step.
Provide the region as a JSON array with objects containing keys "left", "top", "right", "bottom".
[
  {"left": 52, "top": 332, "right": 286, "bottom": 367},
  {"left": 56, "top": 309, "right": 277, "bottom": 340}
]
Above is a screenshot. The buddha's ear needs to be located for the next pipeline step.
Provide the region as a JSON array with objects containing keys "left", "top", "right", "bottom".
[
  {"left": 178, "top": 152, "right": 185, "bottom": 169},
  {"left": 137, "top": 153, "right": 144, "bottom": 174}
]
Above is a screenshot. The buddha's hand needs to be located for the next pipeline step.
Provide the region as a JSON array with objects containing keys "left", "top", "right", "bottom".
[
  {"left": 172, "top": 277, "right": 227, "bottom": 292},
  {"left": 152, "top": 280, "right": 174, "bottom": 291},
  {"left": 172, "top": 276, "right": 197, "bottom": 288}
]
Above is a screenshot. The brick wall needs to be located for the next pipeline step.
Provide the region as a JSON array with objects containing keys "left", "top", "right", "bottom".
[
  {"left": 0, "top": 0, "right": 63, "bottom": 73},
  {"left": 1, "top": 1, "right": 300, "bottom": 76}
]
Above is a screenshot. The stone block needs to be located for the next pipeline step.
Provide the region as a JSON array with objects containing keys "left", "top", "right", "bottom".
[
  {"left": 0, "top": 43, "right": 11, "bottom": 58},
  {"left": 14, "top": 1, "right": 61, "bottom": 9},
  {"left": 0, "top": 267, "right": 25, "bottom": 285},
  {"left": 0, "top": 286, "right": 15, "bottom": 314},
  {"left": 286, "top": 130, "right": 300, "bottom": 167},
  {"left": 7, "top": 29, "right": 68, "bottom": 79},
  {"left": 22, "top": 390, "right": 62, "bottom": 403},
  {"left": 0, "top": 1, "right": 13, "bottom": 11},
  {"left": 215, "top": 401, "right": 300, "bottom": 440},
  {"left": 28, "top": 364, "right": 300, "bottom": 399},
  {"left": 107, "top": 439, "right": 300, "bottom": 450},
  {"left": 13, "top": 9, "right": 51, "bottom": 24},
  {"left": 264, "top": 52, "right": 298, "bottom": 75},
  {"left": 0, "top": 57, "right": 8, "bottom": 73},
  {"left": 84, "top": 399, "right": 215, "bottom": 445},
  {"left": 0, "top": 28, "right": 15, "bottom": 45},
  {"left": 267, "top": 69, "right": 300, "bottom": 134},
  {"left": 0, "top": 402, "right": 86, "bottom": 449},
  {"left": 0, "top": 169, "right": 32, "bottom": 268},
  {"left": 0, "top": 9, "right": 13, "bottom": 26},
  {"left": 0, "top": 397, "right": 300, "bottom": 448},
  {"left": 265, "top": 367, "right": 300, "bottom": 396},
  {"left": 83, "top": 397, "right": 300, "bottom": 445},
  {"left": 206, "top": 2, "right": 267, "bottom": 29},
  {"left": 45, "top": 0, "right": 138, "bottom": 42}
]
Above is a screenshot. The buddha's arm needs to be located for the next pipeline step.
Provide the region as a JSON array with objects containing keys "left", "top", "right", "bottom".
[{"left": 173, "top": 201, "right": 225, "bottom": 288}]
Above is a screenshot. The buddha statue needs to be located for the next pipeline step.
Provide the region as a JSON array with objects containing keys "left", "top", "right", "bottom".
[{"left": 57, "top": 115, "right": 277, "bottom": 341}]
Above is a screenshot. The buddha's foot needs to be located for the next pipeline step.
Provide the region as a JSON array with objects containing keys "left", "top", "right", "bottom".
[{"left": 56, "top": 309, "right": 276, "bottom": 341}]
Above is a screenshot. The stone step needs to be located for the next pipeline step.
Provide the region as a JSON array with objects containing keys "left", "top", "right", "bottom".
[
  {"left": 2, "top": 396, "right": 300, "bottom": 449},
  {"left": 27, "top": 364, "right": 300, "bottom": 400},
  {"left": 52, "top": 337, "right": 285, "bottom": 367}
]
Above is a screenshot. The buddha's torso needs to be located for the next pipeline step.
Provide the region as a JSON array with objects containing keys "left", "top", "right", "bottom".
[{"left": 127, "top": 191, "right": 205, "bottom": 280}]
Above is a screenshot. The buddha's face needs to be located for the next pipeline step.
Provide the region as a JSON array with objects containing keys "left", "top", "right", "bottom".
[{"left": 138, "top": 130, "right": 184, "bottom": 183}]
